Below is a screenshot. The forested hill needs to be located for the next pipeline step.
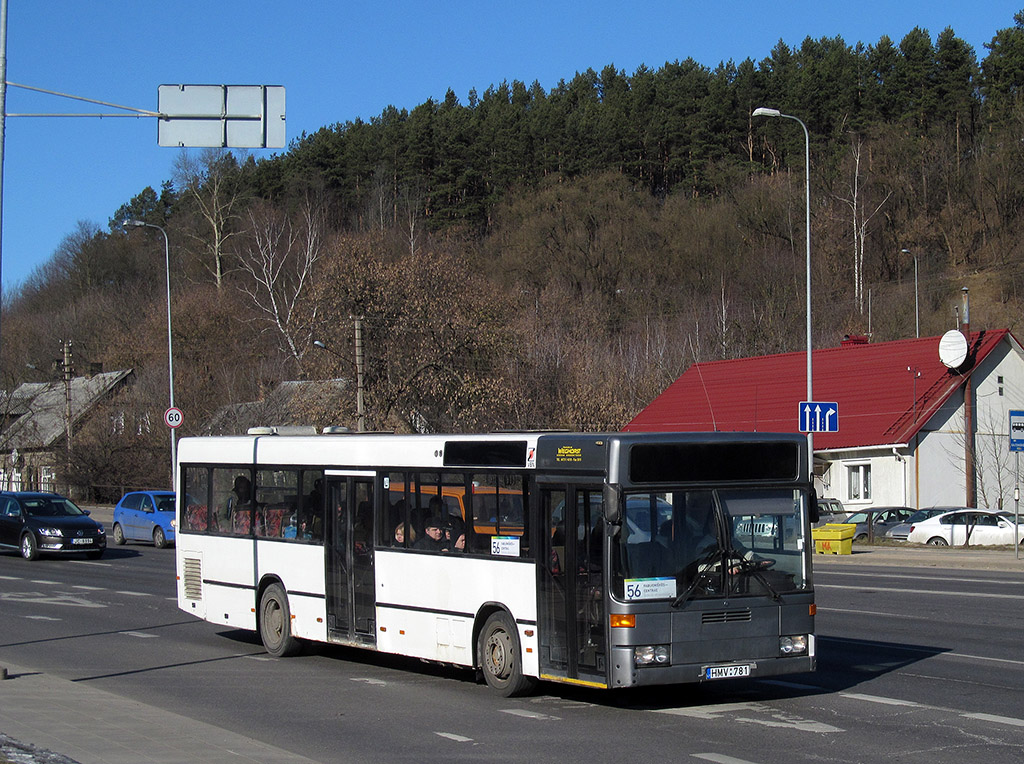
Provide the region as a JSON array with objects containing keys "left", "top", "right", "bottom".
[{"left": 6, "top": 12, "right": 1024, "bottom": 492}]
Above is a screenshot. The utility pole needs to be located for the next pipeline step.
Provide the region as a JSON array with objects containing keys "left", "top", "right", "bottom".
[
  {"left": 62, "top": 339, "right": 73, "bottom": 494},
  {"left": 353, "top": 316, "right": 366, "bottom": 432}
]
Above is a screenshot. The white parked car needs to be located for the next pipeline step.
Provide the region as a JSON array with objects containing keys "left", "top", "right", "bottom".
[{"left": 905, "top": 509, "right": 1024, "bottom": 547}]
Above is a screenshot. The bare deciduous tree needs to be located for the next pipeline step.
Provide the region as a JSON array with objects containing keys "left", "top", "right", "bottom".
[
  {"left": 236, "top": 200, "right": 324, "bottom": 376},
  {"left": 174, "top": 148, "right": 248, "bottom": 290}
]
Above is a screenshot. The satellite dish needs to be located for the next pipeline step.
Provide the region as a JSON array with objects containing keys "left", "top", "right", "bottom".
[{"left": 939, "top": 330, "right": 968, "bottom": 369}]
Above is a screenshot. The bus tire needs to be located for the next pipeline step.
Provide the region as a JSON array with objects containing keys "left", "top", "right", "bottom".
[
  {"left": 259, "top": 583, "right": 302, "bottom": 657},
  {"left": 478, "top": 611, "right": 536, "bottom": 697}
]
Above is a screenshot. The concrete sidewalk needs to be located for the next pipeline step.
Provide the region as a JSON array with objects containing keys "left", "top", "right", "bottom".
[{"left": 0, "top": 662, "right": 318, "bottom": 764}]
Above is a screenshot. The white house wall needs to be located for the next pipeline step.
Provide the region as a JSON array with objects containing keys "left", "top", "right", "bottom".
[
  {"left": 819, "top": 448, "right": 911, "bottom": 510},
  {"left": 820, "top": 336, "right": 1024, "bottom": 512},
  {"left": 913, "top": 340, "right": 1023, "bottom": 511}
]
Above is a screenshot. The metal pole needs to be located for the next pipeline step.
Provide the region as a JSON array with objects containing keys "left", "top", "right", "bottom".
[
  {"left": 1016, "top": 452, "right": 1019, "bottom": 561},
  {"left": 794, "top": 115, "right": 813, "bottom": 479},
  {"left": 752, "top": 108, "right": 813, "bottom": 478},
  {"left": 0, "top": 0, "right": 8, "bottom": 368},
  {"left": 124, "top": 220, "right": 175, "bottom": 486}
]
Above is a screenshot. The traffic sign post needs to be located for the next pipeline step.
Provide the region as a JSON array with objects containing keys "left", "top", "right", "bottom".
[
  {"left": 1011, "top": 410, "right": 1023, "bottom": 561},
  {"left": 799, "top": 401, "right": 839, "bottom": 433},
  {"left": 164, "top": 407, "right": 184, "bottom": 429}
]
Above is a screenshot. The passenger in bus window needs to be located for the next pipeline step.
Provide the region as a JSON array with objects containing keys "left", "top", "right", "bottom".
[
  {"left": 414, "top": 516, "right": 446, "bottom": 551},
  {"left": 394, "top": 521, "right": 415, "bottom": 547},
  {"left": 445, "top": 513, "right": 466, "bottom": 552},
  {"left": 220, "top": 475, "right": 251, "bottom": 525}
]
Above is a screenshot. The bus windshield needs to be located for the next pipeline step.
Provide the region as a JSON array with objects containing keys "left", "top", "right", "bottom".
[{"left": 613, "top": 488, "right": 808, "bottom": 603}]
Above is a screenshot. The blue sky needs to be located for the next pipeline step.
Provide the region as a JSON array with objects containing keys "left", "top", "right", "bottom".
[{"left": 2, "top": 1, "right": 1021, "bottom": 292}]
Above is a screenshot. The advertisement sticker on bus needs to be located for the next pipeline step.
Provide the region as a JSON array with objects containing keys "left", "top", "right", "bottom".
[{"left": 624, "top": 577, "right": 677, "bottom": 601}]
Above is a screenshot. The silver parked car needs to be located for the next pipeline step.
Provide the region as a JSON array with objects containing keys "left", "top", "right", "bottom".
[
  {"left": 814, "top": 497, "right": 847, "bottom": 527},
  {"left": 845, "top": 506, "right": 914, "bottom": 542},
  {"left": 906, "top": 509, "right": 1024, "bottom": 547},
  {"left": 885, "top": 507, "right": 959, "bottom": 541}
]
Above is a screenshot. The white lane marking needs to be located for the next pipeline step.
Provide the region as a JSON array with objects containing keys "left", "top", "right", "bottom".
[
  {"left": 435, "top": 732, "right": 474, "bottom": 743},
  {"left": 245, "top": 656, "right": 275, "bottom": 662},
  {"left": 693, "top": 755, "right": 761, "bottom": 764},
  {"left": 962, "top": 712, "right": 1024, "bottom": 728},
  {"left": 653, "top": 703, "right": 842, "bottom": 733},
  {"left": 25, "top": 615, "right": 61, "bottom": 621},
  {"left": 71, "top": 585, "right": 105, "bottom": 591},
  {"left": 501, "top": 709, "right": 561, "bottom": 721},
  {"left": 757, "top": 679, "right": 821, "bottom": 691},
  {"left": 119, "top": 630, "right": 158, "bottom": 639},
  {"left": 115, "top": 591, "right": 150, "bottom": 596},
  {"left": 822, "top": 635, "right": 1024, "bottom": 668},
  {"left": 0, "top": 575, "right": 21, "bottom": 581},
  {"left": 820, "top": 606, "right": 929, "bottom": 619},
  {"left": 0, "top": 592, "right": 105, "bottom": 608},
  {"left": 29, "top": 579, "right": 60, "bottom": 585},
  {"left": 817, "top": 584, "right": 1024, "bottom": 600},
  {"left": 841, "top": 692, "right": 1024, "bottom": 728},
  {"left": 840, "top": 693, "right": 923, "bottom": 707},
  {"left": 351, "top": 677, "right": 386, "bottom": 686}
]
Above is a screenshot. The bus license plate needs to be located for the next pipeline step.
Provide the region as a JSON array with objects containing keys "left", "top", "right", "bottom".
[{"left": 705, "top": 664, "right": 750, "bottom": 680}]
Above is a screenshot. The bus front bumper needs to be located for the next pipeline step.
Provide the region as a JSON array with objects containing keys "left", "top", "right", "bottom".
[{"left": 608, "top": 647, "right": 816, "bottom": 689}]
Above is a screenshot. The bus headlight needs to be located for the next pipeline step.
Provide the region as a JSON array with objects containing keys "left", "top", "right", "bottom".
[
  {"left": 634, "top": 645, "right": 670, "bottom": 666},
  {"left": 780, "top": 635, "right": 808, "bottom": 655}
]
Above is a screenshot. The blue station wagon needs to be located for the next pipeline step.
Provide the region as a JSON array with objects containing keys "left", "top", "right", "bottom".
[{"left": 112, "top": 491, "right": 176, "bottom": 548}]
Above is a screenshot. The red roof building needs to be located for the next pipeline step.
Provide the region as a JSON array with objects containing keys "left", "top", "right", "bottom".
[{"left": 625, "top": 330, "right": 1024, "bottom": 512}]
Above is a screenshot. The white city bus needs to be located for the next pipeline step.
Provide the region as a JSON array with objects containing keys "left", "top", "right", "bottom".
[{"left": 175, "top": 430, "right": 816, "bottom": 695}]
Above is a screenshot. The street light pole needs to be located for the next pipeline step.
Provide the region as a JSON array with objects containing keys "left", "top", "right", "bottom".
[
  {"left": 124, "top": 219, "right": 176, "bottom": 486},
  {"left": 753, "top": 107, "right": 813, "bottom": 477}
]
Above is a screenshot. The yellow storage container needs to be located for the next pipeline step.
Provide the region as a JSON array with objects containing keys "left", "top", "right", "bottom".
[{"left": 811, "top": 523, "right": 856, "bottom": 555}]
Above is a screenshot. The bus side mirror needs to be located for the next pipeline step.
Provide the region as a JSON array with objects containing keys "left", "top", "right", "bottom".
[
  {"left": 809, "top": 491, "right": 820, "bottom": 524},
  {"left": 603, "top": 485, "right": 622, "bottom": 524}
]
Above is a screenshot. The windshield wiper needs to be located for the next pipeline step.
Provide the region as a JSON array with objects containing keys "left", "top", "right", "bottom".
[{"left": 671, "top": 546, "right": 723, "bottom": 609}]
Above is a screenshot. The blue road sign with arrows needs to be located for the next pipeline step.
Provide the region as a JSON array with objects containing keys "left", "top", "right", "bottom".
[{"left": 799, "top": 401, "right": 839, "bottom": 433}]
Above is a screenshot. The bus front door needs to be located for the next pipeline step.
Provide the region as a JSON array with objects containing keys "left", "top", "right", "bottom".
[
  {"left": 326, "top": 474, "right": 376, "bottom": 645},
  {"left": 538, "top": 485, "right": 607, "bottom": 687}
]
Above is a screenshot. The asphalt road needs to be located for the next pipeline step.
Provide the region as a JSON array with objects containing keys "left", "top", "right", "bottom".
[{"left": 1, "top": 540, "right": 1023, "bottom": 764}]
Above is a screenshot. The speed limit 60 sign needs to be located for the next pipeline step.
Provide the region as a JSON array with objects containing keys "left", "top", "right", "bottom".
[{"left": 164, "top": 407, "right": 184, "bottom": 429}]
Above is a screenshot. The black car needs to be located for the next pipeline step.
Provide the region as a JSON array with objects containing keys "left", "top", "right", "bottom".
[{"left": 0, "top": 491, "right": 106, "bottom": 560}]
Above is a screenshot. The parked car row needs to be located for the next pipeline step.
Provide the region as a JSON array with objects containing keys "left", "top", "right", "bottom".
[
  {"left": 0, "top": 489, "right": 176, "bottom": 561},
  {"left": 813, "top": 499, "right": 1023, "bottom": 547}
]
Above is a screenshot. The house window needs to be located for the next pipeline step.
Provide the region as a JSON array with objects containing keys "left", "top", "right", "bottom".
[{"left": 847, "top": 464, "right": 871, "bottom": 501}]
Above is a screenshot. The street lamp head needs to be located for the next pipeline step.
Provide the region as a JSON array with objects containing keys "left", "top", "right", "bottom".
[
  {"left": 900, "top": 248, "right": 911, "bottom": 254},
  {"left": 752, "top": 107, "right": 782, "bottom": 118},
  {"left": 122, "top": 219, "right": 146, "bottom": 229},
  {"left": 313, "top": 340, "right": 327, "bottom": 350}
]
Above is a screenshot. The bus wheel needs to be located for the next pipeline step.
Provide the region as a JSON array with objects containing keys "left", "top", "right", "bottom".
[
  {"left": 478, "top": 611, "right": 536, "bottom": 697},
  {"left": 259, "top": 583, "right": 302, "bottom": 657}
]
